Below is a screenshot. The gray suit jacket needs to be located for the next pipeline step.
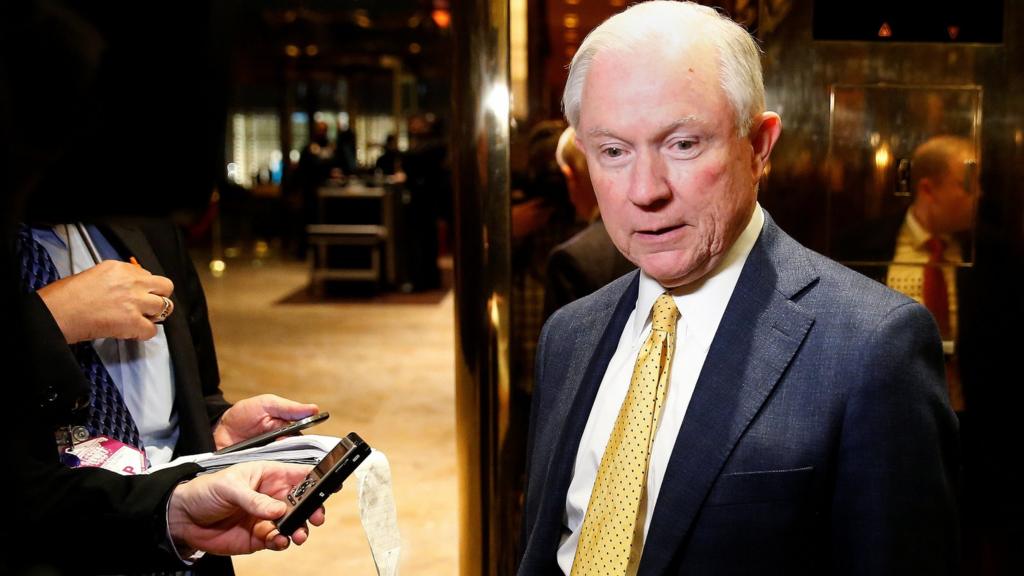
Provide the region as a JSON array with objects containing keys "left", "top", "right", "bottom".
[
  {"left": 543, "top": 218, "right": 636, "bottom": 319},
  {"left": 519, "top": 213, "right": 959, "bottom": 575}
]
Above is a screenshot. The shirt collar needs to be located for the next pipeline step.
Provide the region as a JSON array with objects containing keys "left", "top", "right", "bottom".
[
  {"left": 633, "top": 203, "right": 765, "bottom": 342},
  {"left": 904, "top": 210, "right": 932, "bottom": 248}
]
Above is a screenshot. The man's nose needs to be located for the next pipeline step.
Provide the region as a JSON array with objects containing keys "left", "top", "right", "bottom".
[{"left": 627, "top": 151, "right": 672, "bottom": 208}]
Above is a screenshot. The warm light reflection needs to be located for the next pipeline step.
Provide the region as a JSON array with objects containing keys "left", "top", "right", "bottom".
[
  {"left": 485, "top": 83, "right": 510, "bottom": 121},
  {"left": 209, "top": 260, "right": 226, "bottom": 277},
  {"left": 511, "top": 0, "right": 528, "bottom": 119},
  {"left": 354, "top": 10, "right": 371, "bottom": 28},
  {"left": 284, "top": 44, "right": 300, "bottom": 58},
  {"left": 409, "top": 42, "right": 422, "bottom": 54},
  {"left": 432, "top": 9, "right": 451, "bottom": 29},
  {"left": 563, "top": 14, "right": 579, "bottom": 29},
  {"left": 875, "top": 143, "right": 891, "bottom": 169},
  {"left": 304, "top": 44, "right": 319, "bottom": 57},
  {"left": 488, "top": 294, "right": 501, "bottom": 332},
  {"left": 1015, "top": 129, "right": 1023, "bottom": 147}
]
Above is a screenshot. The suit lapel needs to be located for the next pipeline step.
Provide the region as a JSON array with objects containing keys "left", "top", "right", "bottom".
[
  {"left": 638, "top": 215, "right": 817, "bottom": 575},
  {"left": 524, "top": 273, "right": 640, "bottom": 573},
  {"left": 100, "top": 222, "right": 211, "bottom": 454}
]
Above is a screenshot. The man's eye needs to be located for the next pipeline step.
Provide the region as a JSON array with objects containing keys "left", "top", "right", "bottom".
[
  {"left": 673, "top": 140, "right": 696, "bottom": 151},
  {"left": 603, "top": 147, "right": 624, "bottom": 158}
]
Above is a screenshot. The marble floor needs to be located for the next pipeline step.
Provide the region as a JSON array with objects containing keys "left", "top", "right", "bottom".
[{"left": 197, "top": 255, "right": 458, "bottom": 575}]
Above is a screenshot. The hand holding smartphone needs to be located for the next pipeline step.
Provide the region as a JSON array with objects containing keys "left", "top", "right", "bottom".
[
  {"left": 213, "top": 412, "right": 330, "bottom": 455},
  {"left": 276, "top": 432, "right": 371, "bottom": 535}
]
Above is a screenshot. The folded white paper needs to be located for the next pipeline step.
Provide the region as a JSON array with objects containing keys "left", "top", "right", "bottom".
[
  {"left": 355, "top": 450, "right": 402, "bottom": 576},
  {"left": 146, "top": 434, "right": 341, "bottom": 474}
]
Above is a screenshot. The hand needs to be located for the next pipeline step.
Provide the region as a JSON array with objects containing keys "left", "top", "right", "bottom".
[
  {"left": 213, "top": 394, "right": 320, "bottom": 451},
  {"left": 167, "top": 461, "right": 326, "bottom": 556},
  {"left": 37, "top": 259, "right": 174, "bottom": 343}
]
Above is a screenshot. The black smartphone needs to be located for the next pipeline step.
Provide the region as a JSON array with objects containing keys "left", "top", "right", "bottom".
[
  {"left": 213, "top": 412, "right": 330, "bottom": 455},
  {"left": 276, "top": 432, "right": 371, "bottom": 535}
]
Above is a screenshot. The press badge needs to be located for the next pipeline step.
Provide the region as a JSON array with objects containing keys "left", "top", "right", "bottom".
[{"left": 60, "top": 435, "right": 147, "bottom": 475}]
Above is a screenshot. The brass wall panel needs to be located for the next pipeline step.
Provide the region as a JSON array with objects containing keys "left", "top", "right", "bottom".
[{"left": 758, "top": 0, "right": 1024, "bottom": 255}]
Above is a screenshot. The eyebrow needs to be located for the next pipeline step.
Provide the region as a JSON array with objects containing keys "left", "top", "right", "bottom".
[
  {"left": 585, "top": 116, "right": 702, "bottom": 140},
  {"left": 659, "top": 116, "right": 700, "bottom": 131}
]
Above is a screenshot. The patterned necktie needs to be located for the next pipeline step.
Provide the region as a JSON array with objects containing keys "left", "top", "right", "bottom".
[
  {"left": 15, "top": 225, "right": 142, "bottom": 450},
  {"left": 923, "top": 236, "right": 951, "bottom": 340},
  {"left": 572, "top": 293, "right": 679, "bottom": 576}
]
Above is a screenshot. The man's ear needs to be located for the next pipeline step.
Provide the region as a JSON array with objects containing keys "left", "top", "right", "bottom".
[
  {"left": 749, "top": 112, "right": 782, "bottom": 178},
  {"left": 916, "top": 177, "right": 936, "bottom": 203}
]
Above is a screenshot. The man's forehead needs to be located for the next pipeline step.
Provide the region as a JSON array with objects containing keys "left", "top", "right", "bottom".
[
  {"left": 583, "top": 38, "right": 719, "bottom": 90},
  {"left": 577, "top": 43, "right": 727, "bottom": 137},
  {"left": 584, "top": 116, "right": 703, "bottom": 139},
  {"left": 589, "top": 35, "right": 717, "bottom": 74}
]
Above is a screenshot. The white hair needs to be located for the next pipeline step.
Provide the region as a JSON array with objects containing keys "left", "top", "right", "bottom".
[{"left": 562, "top": 0, "right": 765, "bottom": 136}]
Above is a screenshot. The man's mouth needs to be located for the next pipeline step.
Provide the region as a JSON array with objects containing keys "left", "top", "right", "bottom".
[{"left": 637, "top": 224, "right": 684, "bottom": 236}]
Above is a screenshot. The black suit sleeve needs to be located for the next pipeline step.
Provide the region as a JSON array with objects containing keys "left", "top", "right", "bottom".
[
  {"left": 9, "top": 253, "right": 206, "bottom": 574},
  {"left": 18, "top": 291, "right": 91, "bottom": 432},
  {"left": 17, "top": 457, "right": 203, "bottom": 575},
  {"left": 10, "top": 288, "right": 204, "bottom": 573}
]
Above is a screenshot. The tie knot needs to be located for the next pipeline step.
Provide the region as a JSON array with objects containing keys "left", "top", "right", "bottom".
[
  {"left": 925, "top": 236, "right": 946, "bottom": 260},
  {"left": 651, "top": 293, "right": 679, "bottom": 333}
]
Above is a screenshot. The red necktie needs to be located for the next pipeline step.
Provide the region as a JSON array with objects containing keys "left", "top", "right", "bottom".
[{"left": 923, "top": 236, "right": 951, "bottom": 340}]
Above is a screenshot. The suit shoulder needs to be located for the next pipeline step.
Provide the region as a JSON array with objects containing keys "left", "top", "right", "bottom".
[
  {"left": 554, "top": 221, "right": 610, "bottom": 254},
  {"left": 759, "top": 217, "right": 915, "bottom": 319},
  {"left": 546, "top": 269, "right": 636, "bottom": 328},
  {"left": 799, "top": 246, "right": 924, "bottom": 331}
]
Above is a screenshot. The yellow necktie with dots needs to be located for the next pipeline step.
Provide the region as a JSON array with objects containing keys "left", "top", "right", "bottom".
[{"left": 571, "top": 293, "right": 679, "bottom": 576}]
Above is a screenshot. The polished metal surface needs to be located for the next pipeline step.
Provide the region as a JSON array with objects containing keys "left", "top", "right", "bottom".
[
  {"left": 451, "top": 0, "right": 514, "bottom": 575},
  {"left": 758, "top": 0, "right": 1024, "bottom": 255}
]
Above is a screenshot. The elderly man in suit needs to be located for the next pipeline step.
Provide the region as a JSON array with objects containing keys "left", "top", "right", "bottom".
[{"left": 518, "top": 2, "right": 959, "bottom": 575}]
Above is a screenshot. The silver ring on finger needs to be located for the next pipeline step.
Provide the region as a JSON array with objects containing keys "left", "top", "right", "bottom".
[{"left": 152, "top": 296, "right": 174, "bottom": 323}]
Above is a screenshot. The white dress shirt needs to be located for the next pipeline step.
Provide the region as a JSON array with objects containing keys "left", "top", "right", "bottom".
[
  {"left": 33, "top": 224, "right": 180, "bottom": 466},
  {"left": 557, "top": 204, "right": 765, "bottom": 574}
]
